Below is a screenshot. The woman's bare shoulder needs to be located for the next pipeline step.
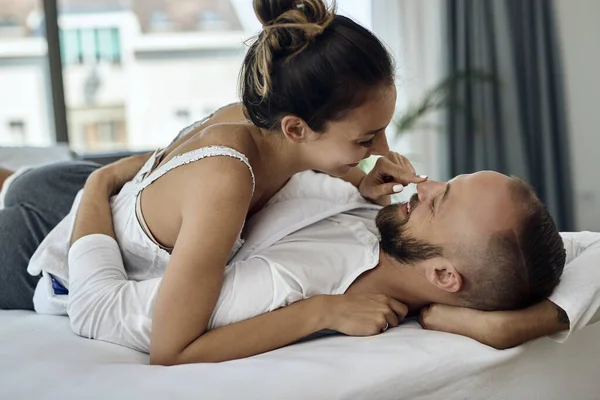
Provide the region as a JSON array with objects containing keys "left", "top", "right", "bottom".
[{"left": 172, "top": 122, "right": 260, "bottom": 163}]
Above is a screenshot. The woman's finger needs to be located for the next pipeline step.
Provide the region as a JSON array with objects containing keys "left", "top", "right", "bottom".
[
  {"left": 376, "top": 182, "right": 406, "bottom": 197},
  {"left": 377, "top": 158, "right": 427, "bottom": 185},
  {"left": 400, "top": 158, "right": 417, "bottom": 175},
  {"left": 388, "top": 152, "right": 417, "bottom": 175}
]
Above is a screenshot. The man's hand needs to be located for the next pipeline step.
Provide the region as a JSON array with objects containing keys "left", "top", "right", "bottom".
[
  {"left": 358, "top": 152, "right": 427, "bottom": 203},
  {"left": 90, "top": 152, "right": 152, "bottom": 196},
  {"left": 419, "top": 301, "right": 570, "bottom": 350},
  {"left": 70, "top": 152, "right": 152, "bottom": 246},
  {"left": 322, "top": 293, "right": 408, "bottom": 336}
]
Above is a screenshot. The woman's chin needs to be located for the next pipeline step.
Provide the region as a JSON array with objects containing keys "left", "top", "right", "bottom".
[
  {"left": 332, "top": 164, "right": 356, "bottom": 177},
  {"left": 317, "top": 162, "right": 360, "bottom": 177}
]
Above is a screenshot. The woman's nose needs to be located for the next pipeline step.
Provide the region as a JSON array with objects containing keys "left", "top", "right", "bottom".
[{"left": 369, "top": 133, "right": 390, "bottom": 156}]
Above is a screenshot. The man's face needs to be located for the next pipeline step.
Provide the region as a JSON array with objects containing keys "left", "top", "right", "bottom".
[{"left": 376, "top": 171, "right": 519, "bottom": 263}]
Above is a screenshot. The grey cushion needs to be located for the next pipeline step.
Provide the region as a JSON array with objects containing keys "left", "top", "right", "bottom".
[{"left": 0, "top": 145, "right": 75, "bottom": 170}]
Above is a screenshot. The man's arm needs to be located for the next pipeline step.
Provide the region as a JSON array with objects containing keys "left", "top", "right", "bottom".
[
  {"left": 495, "top": 231, "right": 600, "bottom": 347},
  {"left": 420, "top": 231, "right": 600, "bottom": 349},
  {"left": 547, "top": 232, "right": 600, "bottom": 341}
]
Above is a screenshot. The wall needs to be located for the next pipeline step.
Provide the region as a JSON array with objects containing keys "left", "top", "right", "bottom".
[{"left": 555, "top": 0, "right": 600, "bottom": 231}]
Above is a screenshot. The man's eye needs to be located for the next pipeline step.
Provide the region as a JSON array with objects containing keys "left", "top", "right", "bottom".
[{"left": 430, "top": 197, "right": 437, "bottom": 213}]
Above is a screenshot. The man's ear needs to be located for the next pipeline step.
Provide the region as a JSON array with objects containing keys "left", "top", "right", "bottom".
[
  {"left": 423, "top": 257, "right": 463, "bottom": 293},
  {"left": 280, "top": 115, "right": 312, "bottom": 143}
]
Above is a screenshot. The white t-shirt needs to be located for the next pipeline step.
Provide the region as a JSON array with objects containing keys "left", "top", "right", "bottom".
[
  {"left": 66, "top": 224, "right": 600, "bottom": 352},
  {"left": 67, "top": 209, "right": 380, "bottom": 353}
]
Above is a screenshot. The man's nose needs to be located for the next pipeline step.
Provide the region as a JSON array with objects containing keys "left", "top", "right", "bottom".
[
  {"left": 369, "top": 132, "right": 390, "bottom": 156},
  {"left": 417, "top": 180, "right": 445, "bottom": 201}
]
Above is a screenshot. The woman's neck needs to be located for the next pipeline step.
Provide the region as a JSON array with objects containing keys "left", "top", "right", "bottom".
[{"left": 252, "top": 128, "right": 309, "bottom": 189}]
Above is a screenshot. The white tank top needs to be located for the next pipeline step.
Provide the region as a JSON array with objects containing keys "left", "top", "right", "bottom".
[
  {"left": 111, "top": 144, "right": 256, "bottom": 281},
  {"left": 28, "top": 141, "right": 255, "bottom": 288}
]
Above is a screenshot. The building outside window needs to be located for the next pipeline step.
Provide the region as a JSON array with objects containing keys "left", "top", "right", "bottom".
[{"left": 0, "top": 0, "right": 380, "bottom": 156}]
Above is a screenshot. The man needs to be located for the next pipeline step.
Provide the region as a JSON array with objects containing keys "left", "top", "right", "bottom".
[
  {"left": 0, "top": 161, "right": 100, "bottom": 310},
  {"left": 0, "top": 160, "right": 598, "bottom": 359}
]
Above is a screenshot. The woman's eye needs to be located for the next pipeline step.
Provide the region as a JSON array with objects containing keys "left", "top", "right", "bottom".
[{"left": 359, "top": 138, "right": 375, "bottom": 147}]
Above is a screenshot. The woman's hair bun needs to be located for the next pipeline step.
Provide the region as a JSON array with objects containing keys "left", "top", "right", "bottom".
[
  {"left": 254, "top": 0, "right": 334, "bottom": 31},
  {"left": 248, "top": 0, "right": 336, "bottom": 98}
]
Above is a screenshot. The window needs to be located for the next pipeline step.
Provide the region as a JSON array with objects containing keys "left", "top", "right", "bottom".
[
  {"left": 0, "top": 0, "right": 54, "bottom": 147},
  {"left": 58, "top": 0, "right": 247, "bottom": 153},
  {"left": 7, "top": 120, "right": 26, "bottom": 145},
  {"left": 68, "top": 105, "right": 126, "bottom": 152},
  {"left": 0, "top": 14, "right": 22, "bottom": 37},
  {"left": 84, "top": 120, "right": 127, "bottom": 151},
  {"left": 0, "top": 0, "right": 377, "bottom": 154},
  {"left": 61, "top": 28, "right": 121, "bottom": 65}
]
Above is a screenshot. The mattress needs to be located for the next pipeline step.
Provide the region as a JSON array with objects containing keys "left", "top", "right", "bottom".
[{"left": 1, "top": 310, "right": 599, "bottom": 400}]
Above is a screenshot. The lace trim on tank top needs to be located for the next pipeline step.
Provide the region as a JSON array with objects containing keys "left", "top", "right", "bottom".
[{"left": 134, "top": 145, "right": 256, "bottom": 253}]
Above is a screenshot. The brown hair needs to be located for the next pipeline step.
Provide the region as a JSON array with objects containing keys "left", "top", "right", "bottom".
[
  {"left": 240, "top": 0, "right": 395, "bottom": 132},
  {"left": 459, "top": 177, "right": 566, "bottom": 311}
]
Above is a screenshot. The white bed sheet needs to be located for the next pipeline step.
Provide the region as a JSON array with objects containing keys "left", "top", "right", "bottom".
[{"left": 1, "top": 310, "right": 599, "bottom": 400}]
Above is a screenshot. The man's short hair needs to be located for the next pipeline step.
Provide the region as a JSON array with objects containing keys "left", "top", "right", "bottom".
[{"left": 458, "top": 177, "right": 566, "bottom": 311}]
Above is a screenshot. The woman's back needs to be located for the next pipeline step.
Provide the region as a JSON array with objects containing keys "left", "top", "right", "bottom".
[
  {"left": 136, "top": 122, "right": 265, "bottom": 251},
  {"left": 112, "top": 106, "right": 261, "bottom": 280}
]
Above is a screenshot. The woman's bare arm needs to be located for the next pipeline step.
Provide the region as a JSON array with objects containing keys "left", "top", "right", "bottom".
[{"left": 145, "top": 156, "right": 254, "bottom": 365}]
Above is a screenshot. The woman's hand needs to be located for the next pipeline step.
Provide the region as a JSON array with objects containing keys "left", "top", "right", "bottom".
[
  {"left": 358, "top": 152, "right": 427, "bottom": 203},
  {"left": 90, "top": 152, "right": 152, "bottom": 196},
  {"left": 322, "top": 293, "right": 408, "bottom": 336}
]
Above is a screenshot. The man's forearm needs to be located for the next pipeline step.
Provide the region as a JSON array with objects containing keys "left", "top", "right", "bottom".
[
  {"left": 497, "top": 300, "right": 570, "bottom": 349},
  {"left": 70, "top": 172, "right": 116, "bottom": 245}
]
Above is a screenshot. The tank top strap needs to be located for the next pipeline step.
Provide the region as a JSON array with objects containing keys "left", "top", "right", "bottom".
[{"left": 134, "top": 145, "right": 256, "bottom": 195}]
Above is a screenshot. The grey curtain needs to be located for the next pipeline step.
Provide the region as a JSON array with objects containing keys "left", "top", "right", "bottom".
[{"left": 446, "top": 0, "right": 574, "bottom": 230}]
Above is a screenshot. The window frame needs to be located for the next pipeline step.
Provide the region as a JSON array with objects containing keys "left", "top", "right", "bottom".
[{"left": 43, "top": 0, "right": 69, "bottom": 144}]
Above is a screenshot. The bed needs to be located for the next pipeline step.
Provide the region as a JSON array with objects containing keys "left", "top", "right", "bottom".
[
  {"left": 1, "top": 310, "right": 598, "bottom": 400},
  {"left": 2, "top": 147, "right": 599, "bottom": 399}
]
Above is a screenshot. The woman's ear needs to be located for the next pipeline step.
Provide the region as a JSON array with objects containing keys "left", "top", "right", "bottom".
[
  {"left": 423, "top": 258, "right": 463, "bottom": 293},
  {"left": 280, "top": 115, "right": 311, "bottom": 143}
]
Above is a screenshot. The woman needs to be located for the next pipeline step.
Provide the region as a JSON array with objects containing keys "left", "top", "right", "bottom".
[{"left": 6, "top": 0, "right": 425, "bottom": 364}]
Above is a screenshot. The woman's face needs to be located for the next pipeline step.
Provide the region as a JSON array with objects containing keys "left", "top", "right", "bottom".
[{"left": 305, "top": 84, "right": 397, "bottom": 176}]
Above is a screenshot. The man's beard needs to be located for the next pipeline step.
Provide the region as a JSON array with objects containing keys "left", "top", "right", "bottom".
[{"left": 375, "top": 197, "right": 443, "bottom": 265}]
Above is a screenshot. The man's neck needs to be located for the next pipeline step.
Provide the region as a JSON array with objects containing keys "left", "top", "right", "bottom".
[{"left": 345, "top": 250, "right": 434, "bottom": 313}]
